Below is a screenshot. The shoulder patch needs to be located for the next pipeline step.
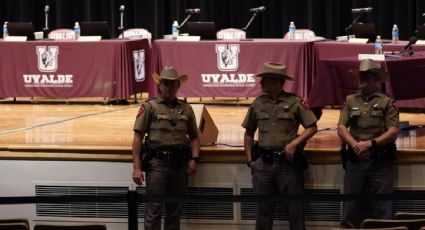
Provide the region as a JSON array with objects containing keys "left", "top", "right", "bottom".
[
  {"left": 136, "top": 104, "right": 145, "bottom": 118},
  {"left": 300, "top": 99, "right": 311, "bottom": 110},
  {"left": 391, "top": 100, "right": 399, "bottom": 113}
]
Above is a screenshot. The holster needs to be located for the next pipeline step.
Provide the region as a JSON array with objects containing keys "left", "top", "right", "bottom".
[
  {"left": 293, "top": 142, "right": 308, "bottom": 171},
  {"left": 141, "top": 137, "right": 152, "bottom": 172}
]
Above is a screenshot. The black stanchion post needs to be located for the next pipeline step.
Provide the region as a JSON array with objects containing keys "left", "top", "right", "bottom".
[{"left": 127, "top": 189, "right": 138, "bottom": 230}]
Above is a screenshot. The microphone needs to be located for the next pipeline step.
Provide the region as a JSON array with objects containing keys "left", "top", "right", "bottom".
[
  {"left": 351, "top": 7, "right": 373, "bottom": 13},
  {"left": 422, "top": 12, "right": 425, "bottom": 17},
  {"left": 249, "top": 6, "right": 266, "bottom": 13},
  {"left": 44, "top": 5, "right": 49, "bottom": 13},
  {"left": 184, "top": 8, "right": 201, "bottom": 14}
]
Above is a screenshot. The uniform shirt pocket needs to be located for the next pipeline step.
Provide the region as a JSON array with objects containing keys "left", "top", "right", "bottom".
[
  {"left": 368, "top": 110, "right": 384, "bottom": 127},
  {"left": 256, "top": 111, "right": 270, "bottom": 133},
  {"left": 154, "top": 114, "right": 173, "bottom": 130},
  {"left": 175, "top": 115, "right": 189, "bottom": 131},
  {"left": 349, "top": 110, "right": 361, "bottom": 118},
  {"left": 277, "top": 112, "right": 295, "bottom": 120},
  {"left": 276, "top": 111, "right": 297, "bottom": 131}
]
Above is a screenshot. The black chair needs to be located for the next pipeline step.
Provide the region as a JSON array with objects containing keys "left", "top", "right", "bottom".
[
  {"left": 351, "top": 23, "right": 377, "bottom": 42},
  {"left": 7, "top": 22, "right": 35, "bottom": 40},
  {"left": 361, "top": 218, "right": 425, "bottom": 230},
  {"left": 186, "top": 21, "right": 216, "bottom": 40},
  {"left": 0, "top": 223, "right": 29, "bottom": 230},
  {"left": 395, "top": 212, "right": 425, "bottom": 220},
  {"left": 80, "top": 21, "right": 111, "bottom": 39}
]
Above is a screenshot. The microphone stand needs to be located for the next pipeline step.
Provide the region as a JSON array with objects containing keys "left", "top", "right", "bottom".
[
  {"left": 43, "top": 8, "right": 49, "bottom": 39},
  {"left": 242, "top": 12, "right": 258, "bottom": 31},
  {"left": 344, "top": 12, "right": 364, "bottom": 38},
  {"left": 118, "top": 11, "right": 124, "bottom": 39},
  {"left": 178, "top": 13, "right": 193, "bottom": 30}
]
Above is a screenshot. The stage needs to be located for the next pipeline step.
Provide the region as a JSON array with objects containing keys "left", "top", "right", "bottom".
[
  {"left": 1, "top": 100, "right": 425, "bottom": 229},
  {"left": 1, "top": 100, "right": 424, "bottom": 164}
]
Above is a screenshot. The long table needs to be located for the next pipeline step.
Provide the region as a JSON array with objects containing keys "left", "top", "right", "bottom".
[
  {"left": 0, "top": 39, "right": 151, "bottom": 99},
  {"left": 308, "top": 52, "right": 425, "bottom": 108},
  {"left": 151, "top": 39, "right": 315, "bottom": 98},
  {"left": 309, "top": 41, "right": 425, "bottom": 108}
]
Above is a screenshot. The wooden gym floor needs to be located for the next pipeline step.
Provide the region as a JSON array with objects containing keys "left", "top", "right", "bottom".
[{"left": 0, "top": 97, "right": 425, "bottom": 164}]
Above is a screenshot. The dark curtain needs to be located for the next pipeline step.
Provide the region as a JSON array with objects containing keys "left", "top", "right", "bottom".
[{"left": 1, "top": 0, "right": 424, "bottom": 40}]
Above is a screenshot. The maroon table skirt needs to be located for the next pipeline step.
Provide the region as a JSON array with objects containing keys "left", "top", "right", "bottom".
[
  {"left": 308, "top": 52, "right": 425, "bottom": 108},
  {"left": 0, "top": 39, "right": 151, "bottom": 99},
  {"left": 150, "top": 39, "right": 315, "bottom": 98}
]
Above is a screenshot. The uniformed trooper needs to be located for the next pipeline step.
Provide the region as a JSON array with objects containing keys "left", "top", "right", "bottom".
[
  {"left": 338, "top": 59, "right": 400, "bottom": 228},
  {"left": 132, "top": 66, "right": 200, "bottom": 230},
  {"left": 242, "top": 62, "right": 318, "bottom": 230}
]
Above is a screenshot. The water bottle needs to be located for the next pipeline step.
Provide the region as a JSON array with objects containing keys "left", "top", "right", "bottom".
[
  {"left": 375, "top": 35, "right": 383, "bottom": 54},
  {"left": 391, "top": 24, "right": 399, "bottom": 44},
  {"left": 74, "top": 22, "right": 80, "bottom": 40},
  {"left": 172, "top": 21, "right": 179, "bottom": 39},
  {"left": 288, "top": 21, "right": 296, "bottom": 40},
  {"left": 2, "top": 21, "right": 8, "bottom": 39}
]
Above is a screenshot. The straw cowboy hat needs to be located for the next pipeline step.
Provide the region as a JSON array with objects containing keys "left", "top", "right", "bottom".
[
  {"left": 350, "top": 59, "right": 390, "bottom": 82},
  {"left": 255, "top": 62, "right": 294, "bottom": 81},
  {"left": 153, "top": 66, "right": 188, "bottom": 84}
]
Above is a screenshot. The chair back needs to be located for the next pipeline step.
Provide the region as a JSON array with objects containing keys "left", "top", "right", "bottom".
[
  {"left": 80, "top": 21, "right": 111, "bottom": 39},
  {"left": 0, "top": 223, "right": 29, "bottom": 230},
  {"left": 361, "top": 218, "right": 425, "bottom": 230},
  {"left": 332, "top": 227, "right": 408, "bottom": 230},
  {"left": 7, "top": 22, "right": 35, "bottom": 40},
  {"left": 34, "top": 224, "right": 106, "bottom": 230}
]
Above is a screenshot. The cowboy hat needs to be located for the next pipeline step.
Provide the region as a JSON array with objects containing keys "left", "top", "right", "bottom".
[
  {"left": 255, "top": 62, "right": 294, "bottom": 81},
  {"left": 152, "top": 66, "right": 188, "bottom": 84},
  {"left": 350, "top": 59, "right": 390, "bottom": 82}
]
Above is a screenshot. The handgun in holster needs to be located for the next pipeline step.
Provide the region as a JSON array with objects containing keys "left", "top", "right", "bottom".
[
  {"left": 292, "top": 142, "right": 309, "bottom": 171},
  {"left": 141, "top": 135, "right": 152, "bottom": 172},
  {"left": 251, "top": 141, "right": 261, "bottom": 162}
]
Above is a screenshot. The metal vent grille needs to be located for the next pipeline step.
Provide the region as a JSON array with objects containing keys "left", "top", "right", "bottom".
[
  {"left": 240, "top": 188, "right": 341, "bottom": 221},
  {"left": 182, "top": 187, "right": 234, "bottom": 220},
  {"left": 393, "top": 190, "right": 425, "bottom": 213},
  {"left": 36, "top": 185, "right": 233, "bottom": 220},
  {"left": 36, "top": 185, "right": 129, "bottom": 218}
]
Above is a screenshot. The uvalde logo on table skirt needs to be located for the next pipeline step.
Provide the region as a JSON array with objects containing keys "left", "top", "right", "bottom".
[
  {"left": 22, "top": 46, "right": 74, "bottom": 88},
  {"left": 133, "top": 49, "right": 145, "bottom": 82},
  {"left": 201, "top": 44, "right": 255, "bottom": 87}
]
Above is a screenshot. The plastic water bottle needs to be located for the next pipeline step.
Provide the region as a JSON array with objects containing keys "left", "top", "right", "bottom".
[
  {"left": 288, "top": 21, "right": 296, "bottom": 40},
  {"left": 2, "top": 22, "right": 8, "bottom": 39},
  {"left": 74, "top": 22, "right": 80, "bottom": 40},
  {"left": 375, "top": 35, "right": 383, "bottom": 54},
  {"left": 391, "top": 24, "right": 399, "bottom": 44},
  {"left": 172, "top": 21, "right": 179, "bottom": 39}
]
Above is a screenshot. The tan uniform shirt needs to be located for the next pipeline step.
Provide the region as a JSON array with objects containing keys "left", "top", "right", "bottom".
[
  {"left": 242, "top": 92, "right": 317, "bottom": 148},
  {"left": 133, "top": 97, "right": 198, "bottom": 149},
  {"left": 338, "top": 92, "right": 399, "bottom": 141}
]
